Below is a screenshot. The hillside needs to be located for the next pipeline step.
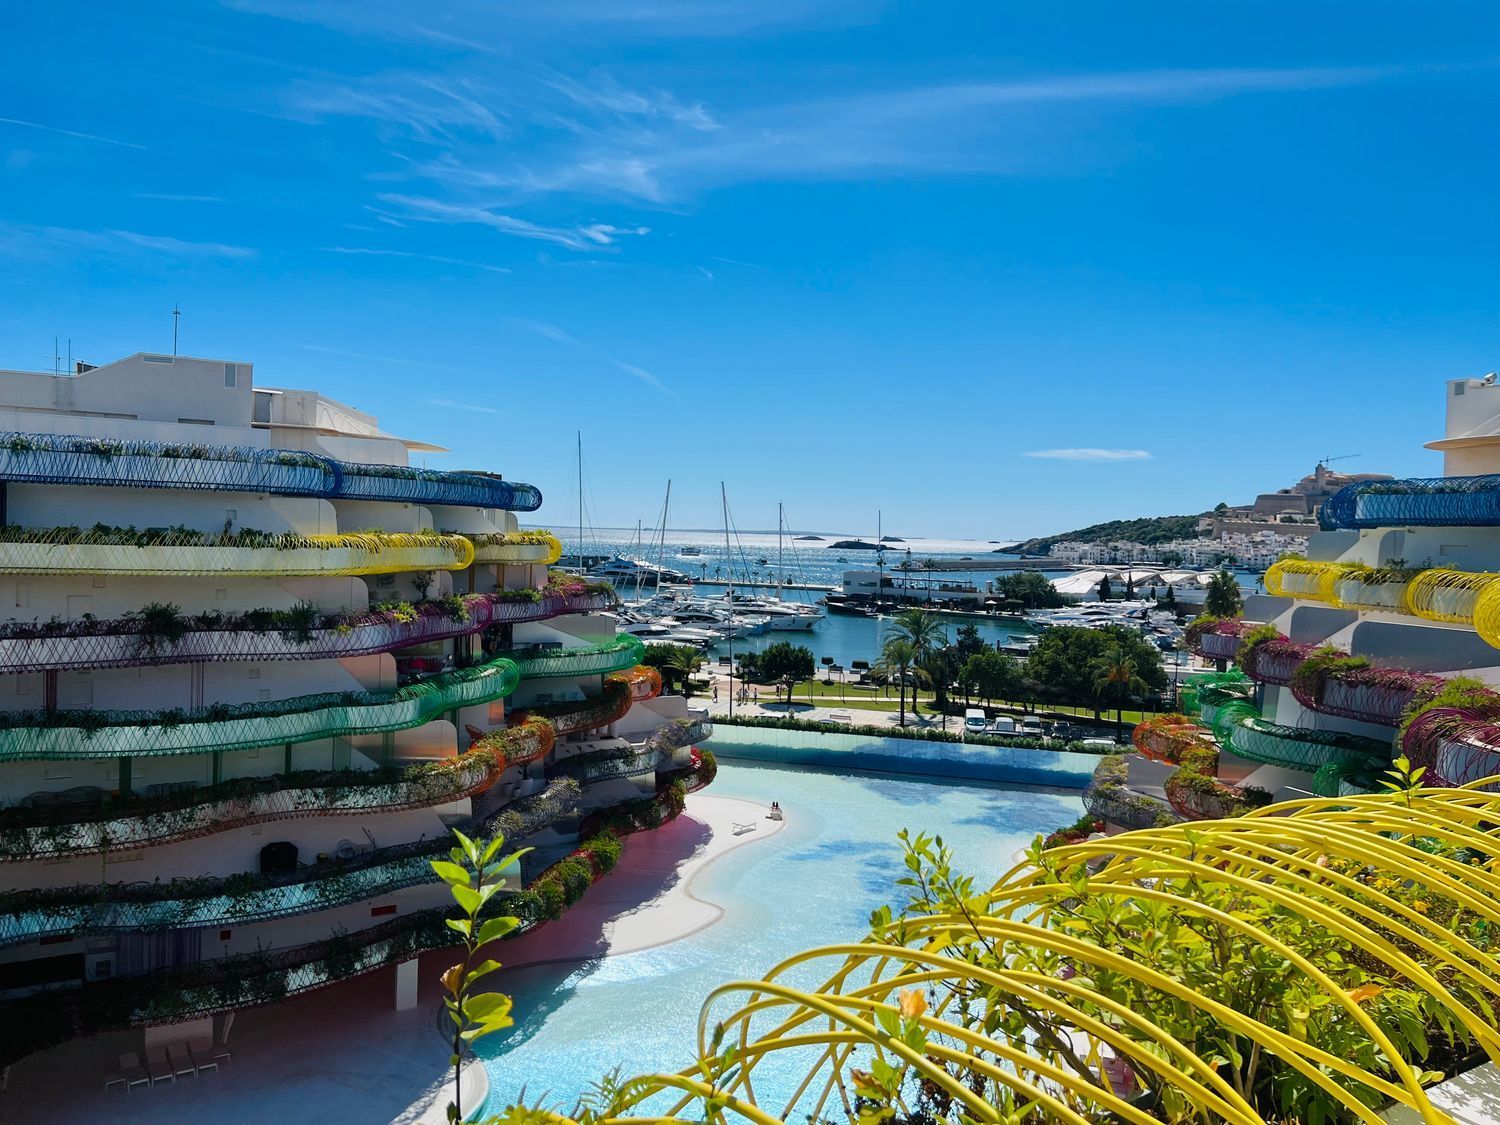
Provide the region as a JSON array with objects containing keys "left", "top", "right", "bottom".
[{"left": 998, "top": 513, "right": 1207, "bottom": 556}]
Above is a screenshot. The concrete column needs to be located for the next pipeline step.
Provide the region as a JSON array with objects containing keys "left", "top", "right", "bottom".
[{"left": 394, "top": 957, "right": 419, "bottom": 1011}]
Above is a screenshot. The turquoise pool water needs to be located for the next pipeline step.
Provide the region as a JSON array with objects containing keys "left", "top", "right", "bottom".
[{"left": 479, "top": 760, "right": 1082, "bottom": 1111}]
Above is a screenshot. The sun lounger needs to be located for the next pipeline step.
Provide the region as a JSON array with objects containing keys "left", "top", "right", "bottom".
[
  {"left": 144, "top": 1044, "right": 175, "bottom": 1085},
  {"left": 731, "top": 821, "right": 757, "bottom": 835},
  {"left": 168, "top": 1041, "right": 198, "bottom": 1078},
  {"left": 108, "top": 1051, "right": 151, "bottom": 1092},
  {"left": 188, "top": 1041, "right": 219, "bottom": 1075}
]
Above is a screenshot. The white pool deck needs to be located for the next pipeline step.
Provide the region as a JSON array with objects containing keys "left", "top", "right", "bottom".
[{"left": 5, "top": 794, "right": 783, "bottom": 1125}]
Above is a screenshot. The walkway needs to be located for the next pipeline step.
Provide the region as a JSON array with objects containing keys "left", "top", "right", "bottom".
[{"left": 5, "top": 794, "right": 780, "bottom": 1125}]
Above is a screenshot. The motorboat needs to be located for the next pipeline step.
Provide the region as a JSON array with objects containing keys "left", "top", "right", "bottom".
[{"left": 588, "top": 554, "right": 695, "bottom": 587}]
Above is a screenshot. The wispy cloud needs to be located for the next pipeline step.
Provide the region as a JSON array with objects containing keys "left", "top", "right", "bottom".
[
  {"left": 0, "top": 222, "right": 253, "bottom": 260},
  {"left": 506, "top": 318, "right": 583, "bottom": 346},
  {"left": 610, "top": 359, "right": 672, "bottom": 394},
  {"left": 545, "top": 72, "right": 719, "bottom": 131},
  {"left": 106, "top": 230, "right": 255, "bottom": 258},
  {"left": 286, "top": 75, "right": 506, "bottom": 139},
  {"left": 0, "top": 116, "right": 146, "bottom": 150},
  {"left": 320, "top": 246, "right": 512, "bottom": 273},
  {"left": 133, "top": 192, "right": 225, "bottom": 203},
  {"left": 1022, "top": 448, "right": 1152, "bottom": 462},
  {"left": 697, "top": 266, "right": 714, "bottom": 281},
  {"left": 377, "top": 194, "right": 649, "bottom": 250},
  {"left": 426, "top": 397, "right": 502, "bottom": 413}
]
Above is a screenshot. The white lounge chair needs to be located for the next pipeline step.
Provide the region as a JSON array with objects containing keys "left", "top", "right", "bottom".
[
  {"left": 168, "top": 1041, "right": 197, "bottom": 1078},
  {"left": 213, "top": 1011, "right": 235, "bottom": 1065},
  {"left": 188, "top": 1040, "right": 219, "bottom": 1075},
  {"left": 731, "top": 821, "right": 757, "bottom": 835},
  {"left": 144, "top": 1045, "right": 175, "bottom": 1085},
  {"left": 108, "top": 1051, "right": 151, "bottom": 1092}
]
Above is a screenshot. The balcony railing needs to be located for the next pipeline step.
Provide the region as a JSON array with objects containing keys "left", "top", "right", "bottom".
[
  {"left": 1320, "top": 474, "right": 1500, "bottom": 530},
  {"left": 1081, "top": 756, "right": 1181, "bottom": 830},
  {"left": 1227, "top": 718, "right": 1390, "bottom": 774},
  {"left": 1290, "top": 665, "right": 1443, "bottom": 727},
  {"left": 0, "top": 588, "right": 618, "bottom": 673},
  {"left": 1131, "top": 715, "right": 1214, "bottom": 764},
  {"left": 0, "top": 528, "right": 473, "bottom": 577},
  {"left": 0, "top": 722, "right": 552, "bottom": 861},
  {"left": 1239, "top": 637, "right": 1313, "bottom": 685},
  {"left": 1264, "top": 559, "right": 1500, "bottom": 640},
  {"left": 610, "top": 664, "right": 663, "bottom": 702},
  {"left": 511, "top": 635, "right": 648, "bottom": 681},
  {"left": 510, "top": 680, "right": 634, "bottom": 737},
  {"left": 467, "top": 531, "right": 564, "bottom": 566},
  {"left": 0, "top": 430, "right": 542, "bottom": 510},
  {"left": 0, "top": 653, "right": 521, "bottom": 762}
]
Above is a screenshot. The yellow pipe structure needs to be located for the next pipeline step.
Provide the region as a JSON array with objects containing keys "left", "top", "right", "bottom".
[
  {"left": 467, "top": 531, "right": 564, "bottom": 566},
  {"left": 532, "top": 786, "right": 1500, "bottom": 1124}
]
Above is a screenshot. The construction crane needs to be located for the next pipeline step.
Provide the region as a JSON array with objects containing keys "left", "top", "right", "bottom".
[{"left": 1318, "top": 453, "right": 1360, "bottom": 469}]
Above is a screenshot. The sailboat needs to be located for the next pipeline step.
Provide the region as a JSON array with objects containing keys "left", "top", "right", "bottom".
[{"left": 713, "top": 503, "right": 823, "bottom": 631}]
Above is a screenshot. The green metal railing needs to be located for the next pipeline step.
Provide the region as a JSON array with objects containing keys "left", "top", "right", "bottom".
[{"left": 511, "top": 634, "right": 647, "bottom": 681}]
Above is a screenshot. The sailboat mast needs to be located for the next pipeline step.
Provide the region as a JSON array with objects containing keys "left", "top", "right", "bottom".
[
  {"left": 723, "top": 482, "right": 734, "bottom": 719},
  {"left": 777, "top": 502, "right": 784, "bottom": 602},
  {"left": 576, "top": 431, "right": 583, "bottom": 570}
]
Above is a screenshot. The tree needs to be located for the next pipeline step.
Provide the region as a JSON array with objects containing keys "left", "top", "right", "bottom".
[
  {"left": 1204, "top": 569, "right": 1243, "bottom": 618},
  {"left": 917, "top": 646, "right": 959, "bottom": 711},
  {"left": 876, "top": 637, "right": 918, "bottom": 726},
  {"left": 888, "top": 608, "right": 946, "bottom": 660},
  {"left": 993, "top": 570, "right": 1064, "bottom": 609},
  {"left": 642, "top": 643, "right": 702, "bottom": 696},
  {"left": 963, "top": 650, "right": 1020, "bottom": 705},
  {"left": 954, "top": 622, "right": 988, "bottom": 661},
  {"left": 1025, "top": 625, "right": 1167, "bottom": 714},
  {"left": 1092, "top": 643, "right": 1149, "bottom": 742},
  {"left": 1097, "top": 575, "right": 1113, "bottom": 602},
  {"left": 756, "top": 641, "right": 815, "bottom": 699},
  {"left": 429, "top": 829, "right": 525, "bottom": 1124},
  {"left": 1160, "top": 550, "right": 1184, "bottom": 567}
]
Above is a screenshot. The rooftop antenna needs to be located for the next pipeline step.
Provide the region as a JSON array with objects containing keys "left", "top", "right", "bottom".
[
  {"left": 47, "top": 337, "right": 61, "bottom": 375},
  {"left": 172, "top": 304, "right": 181, "bottom": 356},
  {"left": 1318, "top": 453, "right": 1360, "bottom": 468}
]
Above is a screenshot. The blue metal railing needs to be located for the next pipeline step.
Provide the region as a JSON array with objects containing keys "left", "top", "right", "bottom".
[
  {"left": 1320, "top": 474, "right": 1500, "bottom": 530},
  {"left": 0, "top": 432, "right": 542, "bottom": 510}
]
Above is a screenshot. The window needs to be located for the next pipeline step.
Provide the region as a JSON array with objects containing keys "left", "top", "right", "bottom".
[
  {"left": 253, "top": 392, "right": 272, "bottom": 423},
  {"left": 141, "top": 354, "right": 174, "bottom": 365},
  {"left": 1456, "top": 383, "right": 1466, "bottom": 396},
  {"left": 224, "top": 363, "right": 238, "bottom": 388},
  {"left": 177, "top": 417, "right": 214, "bottom": 425}
]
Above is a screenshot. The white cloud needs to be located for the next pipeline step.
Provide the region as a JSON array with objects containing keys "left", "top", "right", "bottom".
[
  {"left": 106, "top": 230, "right": 255, "bottom": 258},
  {"left": 426, "top": 398, "right": 502, "bottom": 413},
  {"left": 320, "top": 246, "right": 511, "bottom": 273},
  {"left": 1022, "top": 448, "right": 1152, "bottom": 462},
  {"left": 0, "top": 116, "right": 146, "bottom": 150},
  {"left": 376, "top": 194, "right": 649, "bottom": 251},
  {"left": 610, "top": 359, "right": 673, "bottom": 395}
]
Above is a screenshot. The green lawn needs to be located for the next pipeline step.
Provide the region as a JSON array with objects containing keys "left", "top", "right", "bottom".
[{"left": 751, "top": 677, "right": 1154, "bottom": 726}]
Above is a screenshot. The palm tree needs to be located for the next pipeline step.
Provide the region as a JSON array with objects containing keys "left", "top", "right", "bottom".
[
  {"left": 1204, "top": 569, "right": 1243, "bottom": 618},
  {"left": 887, "top": 609, "right": 946, "bottom": 713},
  {"left": 662, "top": 646, "right": 702, "bottom": 698},
  {"left": 876, "top": 637, "right": 918, "bottom": 726},
  {"left": 1093, "top": 645, "right": 1149, "bottom": 743},
  {"left": 917, "top": 647, "right": 957, "bottom": 712}
]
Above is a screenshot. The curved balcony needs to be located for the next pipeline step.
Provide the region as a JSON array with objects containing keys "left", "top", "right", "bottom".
[
  {"left": 1185, "top": 617, "right": 1258, "bottom": 662},
  {"left": 1081, "top": 756, "right": 1181, "bottom": 830},
  {"left": 467, "top": 531, "right": 564, "bottom": 566},
  {"left": 0, "top": 839, "right": 444, "bottom": 948},
  {"left": 0, "top": 430, "right": 542, "bottom": 510},
  {"left": 0, "top": 653, "right": 520, "bottom": 763},
  {"left": 1132, "top": 715, "right": 1214, "bottom": 764},
  {"left": 1405, "top": 568, "right": 1500, "bottom": 626},
  {"left": 1239, "top": 636, "right": 1313, "bottom": 686},
  {"left": 0, "top": 721, "right": 553, "bottom": 862},
  {"left": 1289, "top": 663, "right": 1442, "bottom": 727},
  {"left": 644, "top": 715, "right": 713, "bottom": 755},
  {"left": 560, "top": 745, "right": 662, "bottom": 784},
  {"left": 610, "top": 664, "right": 663, "bottom": 702},
  {"left": 0, "top": 528, "right": 473, "bottom": 577},
  {"left": 1263, "top": 558, "right": 1349, "bottom": 603},
  {"left": 1227, "top": 717, "right": 1389, "bottom": 774},
  {"left": 510, "top": 679, "right": 633, "bottom": 737},
  {"left": 511, "top": 634, "right": 647, "bottom": 681},
  {"left": 0, "top": 905, "right": 457, "bottom": 1070},
  {"left": 1320, "top": 474, "right": 1500, "bottom": 531},
  {"left": 0, "top": 586, "right": 618, "bottom": 673},
  {"left": 1164, "top": 750, "right": 1272, "bottom": 820},
  {"left": 1430, "top": 723, "right": 1500, "bottom": 788}
]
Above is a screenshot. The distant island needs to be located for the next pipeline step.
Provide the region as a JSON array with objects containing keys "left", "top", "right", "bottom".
[
  {"left": 879, "top": 535, "right": 904, "bottom": 543},
  {"left": 793, "top": 534, "right": 824, "bottom": 541},
  {"left": 997, "top": 514, "right": 1206, "bottom": 556},
  {"left": 828, "top": 539, "right": 884, "bottom": 550}
]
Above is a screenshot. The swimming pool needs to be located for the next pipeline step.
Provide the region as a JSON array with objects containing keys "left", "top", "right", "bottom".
[{"left": 479, "top": 759, "right": 1082, "bottom": 1111}]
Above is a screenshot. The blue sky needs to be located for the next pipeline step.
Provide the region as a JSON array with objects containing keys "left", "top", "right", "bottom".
[{"left": 2, "top": 2, "right": 1497, "bottom": 539}]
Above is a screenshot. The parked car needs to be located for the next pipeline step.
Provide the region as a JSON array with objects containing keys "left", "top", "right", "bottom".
[
  {"left": 964, "top": 708, "right": 988, "bottom": 734},
  {"left": 986, "top": 716, "right": 1017, "bottom": 734},
  {"left": 1019, "top": 717, "right": 1044, "bottom": 736},
  {"left": 1079, "top": 737, "right": 1119, "bottom": 751}
]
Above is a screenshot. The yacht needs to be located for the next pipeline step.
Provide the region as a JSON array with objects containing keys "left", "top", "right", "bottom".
[
  {"left": 588, "top": 554, "right": 694, "bottom": 587},
  {"left": 678, "top": 546, "right": 703, "bottom": 557}
]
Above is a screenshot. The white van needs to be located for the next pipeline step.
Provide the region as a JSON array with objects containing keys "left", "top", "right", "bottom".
[
  {"left": 986, "top": 716, "right": 1017, "bottom": 734},
  {"left": 964, "top": 708, "right": 987, "bottom": 733},
  {"left": 1080, "top": 737, "right": 1118, "bottom": 751},
  {"left": 1019, "top": 716, "right": 1044, "bottom": 736}
]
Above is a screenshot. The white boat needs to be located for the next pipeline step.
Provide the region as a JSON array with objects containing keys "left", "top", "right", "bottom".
[{"left": 588, "top": 554, "right": 694, "bottom": 586}]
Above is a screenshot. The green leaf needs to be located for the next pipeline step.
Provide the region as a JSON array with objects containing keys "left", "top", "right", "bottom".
[
  {"left": 464, "top": 959, "right": 505, "bottom": 987},
  {"left": 452, "top": 828, "right": 479, "bottom": 864},
  {"left": 475, "top": 915, "right": 520, "bottom": 946},
  {"left": 445, "top": 918, "right": 473, "bottom": 937},
  {"left": 452, "top": 884, "right": 481, "bottom": 915},
  {"left": 430, "top": 860, "right": 473, "bottom": 889},
  {"left": 465, "top": 991, "right": 513, "bottom": 1021}
]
